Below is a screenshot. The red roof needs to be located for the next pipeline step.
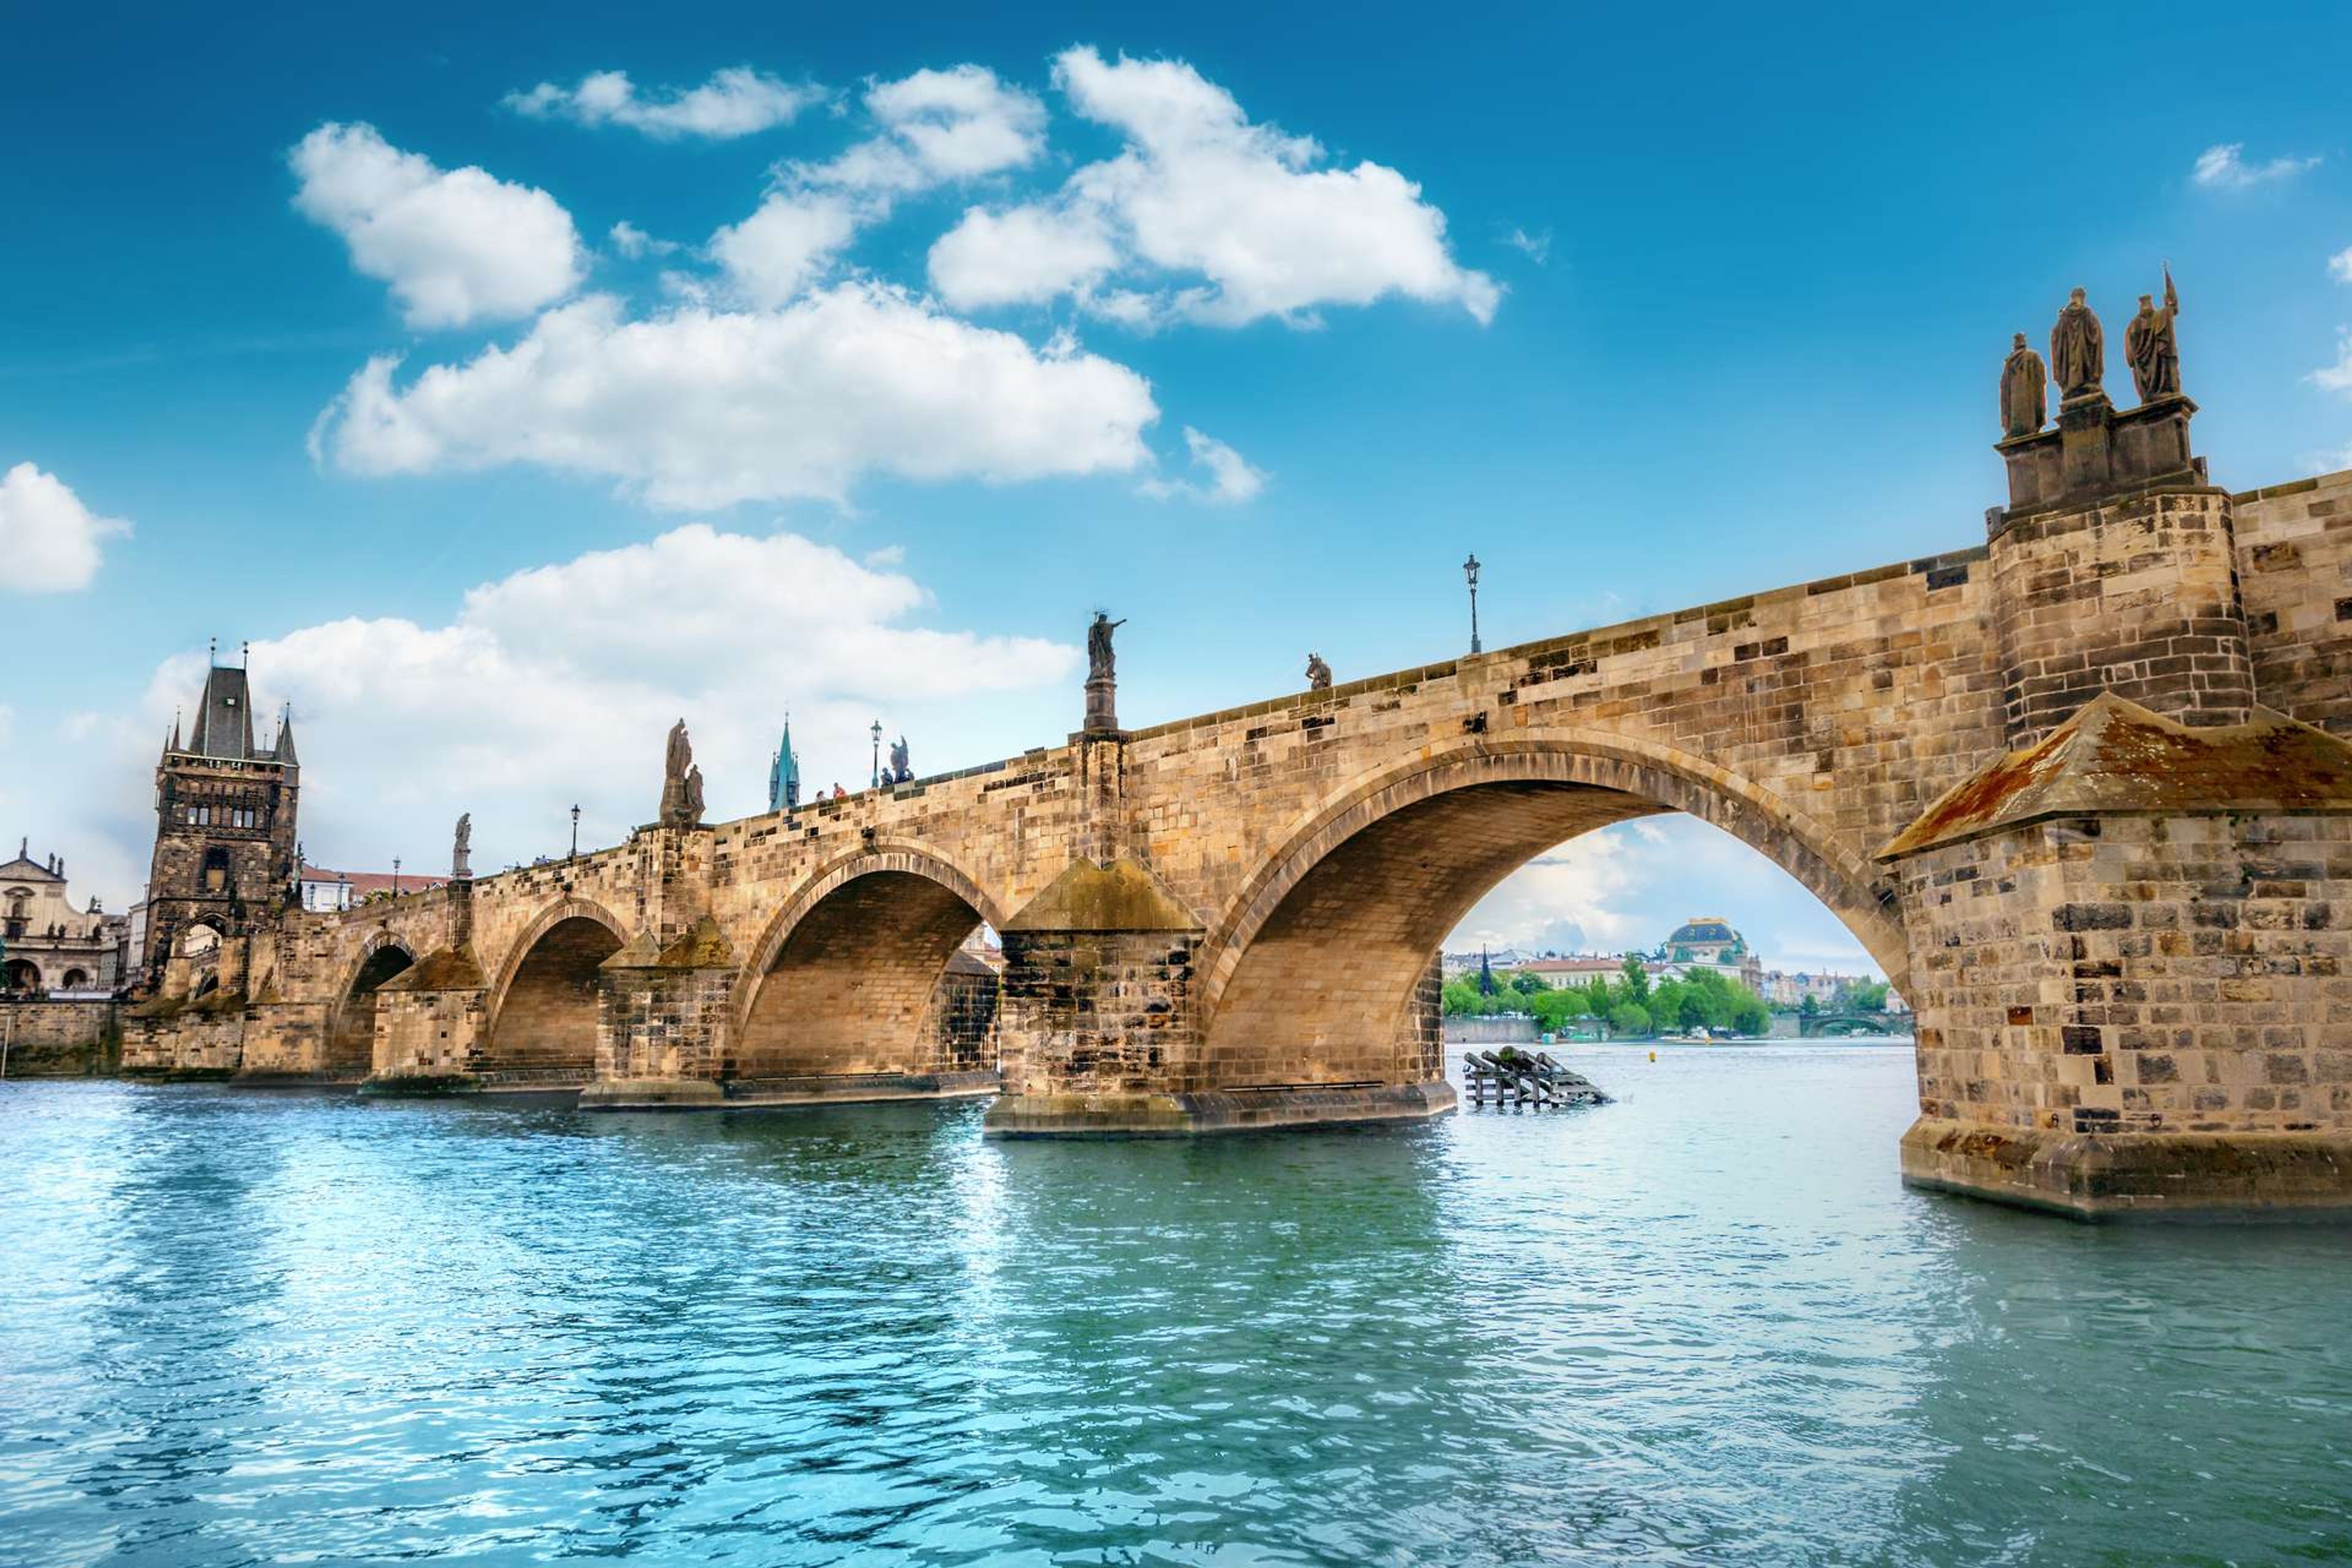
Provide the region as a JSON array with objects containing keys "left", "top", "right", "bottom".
[{"left": 300, "top": 864, "right": 447, "bottom": 899}]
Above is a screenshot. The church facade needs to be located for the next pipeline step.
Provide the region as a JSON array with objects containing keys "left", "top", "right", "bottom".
[{"left": 1, "top": 842, "right": 129, "bottom": 993}]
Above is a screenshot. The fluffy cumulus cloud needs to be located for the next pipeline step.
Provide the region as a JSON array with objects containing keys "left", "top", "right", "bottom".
[
  {"left": 709, "top": 192, "right": 862, "bottom": 307},
  {"left": 505, "top": 67, "right": 824, "bottom": 140},
  {"left": 930, "top": 48, "right": 1496, "bottom": 328},
  {"left": 797, "top": 64, "right": 1046, "bottom": 194},
  {"left": 0, "top": 463, "right": 130, "bottom": 594},
  {"left": 2331, "top": 246, "right": 2352, "bottom": 285},
  {"left": 291, "top": 123, "right": 582, "bottom": 328},
  {"left": 2191, "top": 142, "right": 2321, "bottom": 189},
  {"left": 312, "top": 285, "right": 1158, "bottom": 508},
  {"left": 928, "top": 202, "right": 1120, "bottom": 309},
  {"left": 96, "top": 526, "right": 1076, "bottom": 882},
  {"left": 1139, "top": 426, "right": 1265, "bottom": 505},
  {"left": 2314, "top": 331, "right": 2352, "bottom": 396}
]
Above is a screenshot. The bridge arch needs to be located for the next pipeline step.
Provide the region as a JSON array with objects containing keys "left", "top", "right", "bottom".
[
  {"left": 484, "top": 897, "right": 629, "bottom": 1074},
  {"left": 731, "top": 843, "right": 1006, "bottom": 1080},
  {"left": 1193, "top": 730, "right": 1906, "bottom": 1091},
  {"left": 328, "top": 930, "right": 416, "bottom": 1073}
]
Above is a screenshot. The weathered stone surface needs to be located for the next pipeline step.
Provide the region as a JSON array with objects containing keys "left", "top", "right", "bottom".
[{"left": 1882, "top": 695, "right": 2352, "bottom": 857}]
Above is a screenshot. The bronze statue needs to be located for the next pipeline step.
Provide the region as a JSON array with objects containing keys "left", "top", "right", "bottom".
[
  {"left": 2051, "top": 287, "right": 2104, "bottom": 402},
  {"left": 889, "top": 736, "right": 911, "bottom": 783},
  {"left": 660, "top": 719, "right": 701, "bottom": 826},
  {"left": 2125, "top": 268, "right": 2181, "bottom": 402},
  {"left": 1305, "top": 652, "right": 1332, "bottom": 690},
  {"left": 452, "top": 813, "right": 472, "bottom": 878},
  {"left": 1998, "top": 332, "right": 2047, "bottom": 438},
  {"left": 1087, "top": 612, "right": 1126, "bottom": 684}
]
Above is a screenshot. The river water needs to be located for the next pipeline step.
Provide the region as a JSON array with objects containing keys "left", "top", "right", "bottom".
[{"left": 2, "top": 1044, "right": 2346, "bottom": 1566}]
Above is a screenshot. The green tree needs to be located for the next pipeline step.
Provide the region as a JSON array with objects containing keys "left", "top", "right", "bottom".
[
  {"left": 1583, "top": 976, "right": 1613, "bottom": 1019},
  {"left": 1608, "top": 1001, "right": 1653, "bottom": 1038},
  {"left": 1509, "top": 969, "right": 1548, "bottom": 997},
  {"left": 1619, "top": 954, "right": 1650, "bottom": 1004},
  {"left": 1800, "top": 993, "right": 1820, "bottom": 1017},
  {"left": 1442, "top": 978, "right": 1484, "bottom": 1017},
  {"left": 1730, "top": 996, "right": 1771, "bottom": 1035}
]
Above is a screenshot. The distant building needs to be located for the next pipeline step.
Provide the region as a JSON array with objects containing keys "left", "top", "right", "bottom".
[
  {"left": 1, "top": 839, "right": 130, "bottom": 993},
  {"left": 298, "top": 864, "right": 449, "bottom": 913},
  {"left": 1653, "top": 916, "right": 1765, "bottom": 992},
  {"left": 1441, "top": 947, "right": 1528, "bottom": 976}
]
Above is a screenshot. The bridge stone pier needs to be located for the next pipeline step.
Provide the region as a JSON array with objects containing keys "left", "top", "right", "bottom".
[{"left": 123, "top": 362, "right": 2352, "bottom": 1218}]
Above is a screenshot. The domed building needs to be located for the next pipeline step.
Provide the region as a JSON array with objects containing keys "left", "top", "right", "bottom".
[{"left": 1656, "top": 916, "right": 1765, "bottom": 993}]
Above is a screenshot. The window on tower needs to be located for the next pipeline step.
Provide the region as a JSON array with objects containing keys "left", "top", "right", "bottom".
[{"left": 202, "top": 846, "right": 229, "bottom": 894}]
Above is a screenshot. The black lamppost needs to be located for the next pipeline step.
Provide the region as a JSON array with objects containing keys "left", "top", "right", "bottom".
[
  {"left": 1463, "top": 553, "right": 1483, "bottom": 654},
  {"left": 569, "top": 804, "right": 581, "bottom": 859},
  {"left": 391, "top": 857, "right": 401, "bottom": 897},
  {"left": 870, "top": 720, "right": 883, "bottom": 790}
]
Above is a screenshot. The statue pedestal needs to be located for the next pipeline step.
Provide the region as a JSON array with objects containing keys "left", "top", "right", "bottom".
[
  {"left": 1994, "top": 393, "right": 2203, "bottom": 529},
  {"left": 1084, "top": 675, "right": 1118, "bottom": 733}
]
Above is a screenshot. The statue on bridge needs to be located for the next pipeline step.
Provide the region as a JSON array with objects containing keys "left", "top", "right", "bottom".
[
  {"left": 1087, "top": 612, "right": 1126, "bottom": 684},
  {"left": 888, "top": 735, "right": 911, "bottom": 784},
  {"left": 1305, "top": 652, "right": 1332, "bottom": 691},
  {"left": 1998, "top": 332, "right": 2046, "bottom": 438},
  {"left": 451, "top": 813, "right": 471, "bottom": 879},
  {"left": 2125, "top": 267, "right": 2182, "bottom": 402},
  {"left": 2051, "top": 287, "right": 2105, "bottom": 403},
  {"left": 1085, "top": 612, "right": 1127, "bottom": 733},
  {"left": 660, "top": 720, "right": 706, "bottom": 827}
]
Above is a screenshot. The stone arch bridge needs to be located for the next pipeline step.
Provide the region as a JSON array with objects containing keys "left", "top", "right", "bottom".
[{"left": 129, "top": 423, "right": 2352, "bottom": 1219}]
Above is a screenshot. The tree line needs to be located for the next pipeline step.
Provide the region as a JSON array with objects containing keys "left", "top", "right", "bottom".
[{"left": 1442, "top": 955, "right": 1773, "bottom": 1038}]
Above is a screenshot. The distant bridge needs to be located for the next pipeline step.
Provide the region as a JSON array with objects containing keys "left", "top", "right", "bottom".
[{"left": 1798, "top": 1011, "right": 1913, "bottom": 1038}]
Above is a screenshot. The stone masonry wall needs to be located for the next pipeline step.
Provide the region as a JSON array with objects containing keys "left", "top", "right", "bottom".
[
  {"left": 2235, "top": 467, "right": 2352, "bottom": 737},
  {"left": 1989, "top": 490, "right": 2253, "bottom": 746},
  {"left": 0, "top": 1000, "right": 119, "bottom": 1074},
  {"left": 998, "top": 929, "right": 1198, "bottom": 1100},
  {"left": 1900, "top": 812, "right": 2351, "bottom": 1138},
  {"left": 599, "top": 966, "right": 735, "bottom": 1082}
]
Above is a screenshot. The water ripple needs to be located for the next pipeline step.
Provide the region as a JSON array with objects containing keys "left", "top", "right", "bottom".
[{"left": 1, "top": 1047, "right": 2348, "bottom": 1565}]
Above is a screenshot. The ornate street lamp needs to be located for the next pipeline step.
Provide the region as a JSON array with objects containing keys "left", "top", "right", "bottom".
[
  {"left": 569, "top": 804, "right": 581, "bottom": 859},
  {"left": 1463, "top": 553, "right": 1483, "bottom": 654},
  {"left": 870, "top": 720, "right": 883, "bottom": 790},
  {"left": 391, "top": 856, "right": 401, "bottom": 897}
]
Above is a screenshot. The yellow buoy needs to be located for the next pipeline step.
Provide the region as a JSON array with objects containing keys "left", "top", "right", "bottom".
[{"left": 1648, "top": 1050, "right": 1656, "bottom": 1062}]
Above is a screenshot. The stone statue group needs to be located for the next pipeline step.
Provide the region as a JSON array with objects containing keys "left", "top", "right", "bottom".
[{"left": 2000, "top": 269, "right": 2181, "bottom": 438}]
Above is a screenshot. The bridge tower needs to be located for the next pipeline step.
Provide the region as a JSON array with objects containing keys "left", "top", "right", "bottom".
[{"left": 140, "top": 650, "right": 300, "bottom": 995}]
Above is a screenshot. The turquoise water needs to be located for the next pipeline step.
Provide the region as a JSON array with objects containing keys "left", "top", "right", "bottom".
[{"left": 2, "top": 1045, "right": 2347, "bottom": 1566}]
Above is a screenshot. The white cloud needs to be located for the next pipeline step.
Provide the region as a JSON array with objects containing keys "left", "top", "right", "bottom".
[
  {"left": 1138, "top": 426, "right": 1265, "bottom": 505},
  {"left": 2192, "top": 142, "right": 2321, "bottom": 189},
  {"left": 2329, "top": 246, "right": 2352, "bottom": 284},
  {"left": 1505, "top": 227, "right": 1551, "bottom": 265},
  {"left": 1026, "top": 47, "right": 1498, "bottom": 328},
  {"left": 708, "top": 192, "right": 862, "bottom": 307},
  {"left": 312, "top": 284, "right": 1159, "bottom": 509},
  {"left": 2313, "top": 330, "right": 2352, "bottom": 396},
  {"left": 291, "top": 123, "right": 582, "bottom": 329},
  {"left": 608, "top": 221, "right": 678, "bottom": 259},
  {"left": 505, "top": 67, "right": 824, "bottom": 140},
  {"left": 797, "top": 64, "right": 1046, "bottom": 194},
  {"left": 929, "top": 202, "right": 1120, "bottom": 309},
  {"left": 0, "top": 705, "right": 13, "bottom": 747},
  {"left": 0, "top": 463, "right": 130, "bottom": 594},
  {"left": 95, "top": 526, "right": 1076, "bottom": 884},
  {"left": 1450, "top": 816, "right": 1880, "bottom": 976}
]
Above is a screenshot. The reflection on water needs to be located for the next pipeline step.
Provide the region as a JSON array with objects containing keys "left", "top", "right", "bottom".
[{"left": 2, "top": 1045, "right": 2346, "bottom": 1565}]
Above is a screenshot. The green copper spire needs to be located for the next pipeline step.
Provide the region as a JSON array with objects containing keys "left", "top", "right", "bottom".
[{"left": 769, "top": 716, "right": 800, "bottom": 812}]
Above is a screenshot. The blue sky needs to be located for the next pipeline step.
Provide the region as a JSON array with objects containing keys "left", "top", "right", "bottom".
[{"left": 5, "top": 1, "right": 2351, "bottom": 974}]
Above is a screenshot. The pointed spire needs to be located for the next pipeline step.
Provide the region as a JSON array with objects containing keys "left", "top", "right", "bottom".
[{"left": 274, "top": 703, "right": 298, "bottom": 764}]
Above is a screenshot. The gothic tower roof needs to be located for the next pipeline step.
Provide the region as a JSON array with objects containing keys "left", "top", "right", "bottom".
[{"left": 185, "top": 664, "right": 258, "bottom": 760}]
